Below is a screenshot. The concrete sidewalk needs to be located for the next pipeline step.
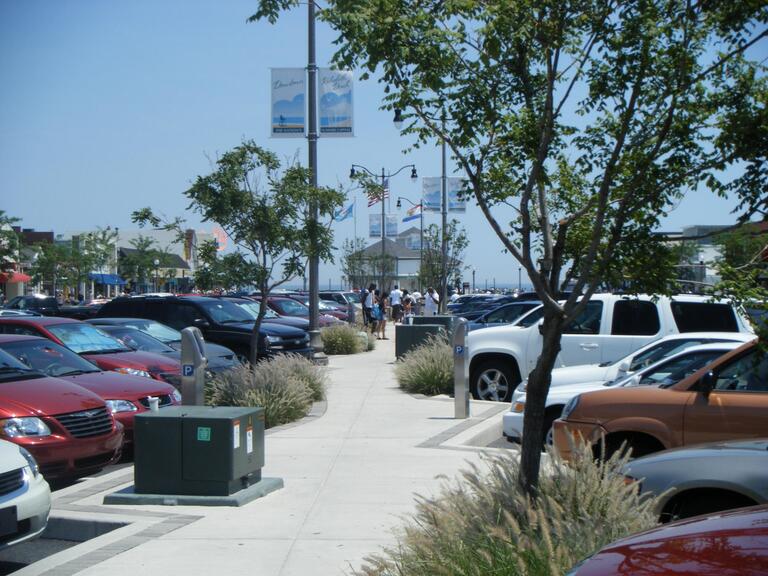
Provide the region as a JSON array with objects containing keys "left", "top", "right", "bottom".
[{"left": 22, "top": 337, "right": 509, "bottom": 576}]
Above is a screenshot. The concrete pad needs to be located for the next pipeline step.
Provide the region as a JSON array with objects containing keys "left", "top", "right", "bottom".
[{"left": 102, "top": 478, "right": 284, "bottom": 507}]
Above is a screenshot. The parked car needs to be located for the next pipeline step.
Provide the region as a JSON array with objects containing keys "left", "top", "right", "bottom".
[
  {"left": 0, "top": 317, "right": 182, "bottom": 388},
  {"left": 567, "top": 505, "right": 768, "bottom": 575},
  {"left": 467, "top": 294, "right": 754, "bottom": 401},
  {"left": 0, "top": 348, "right": 123, "bottom": 479},
  {"left": 258, "top": 296, "right": 343, "bottom": 327},
  {"left": 624, "top": 439, "right": 768, "bottom": 523},
  {"left": 86, "top": 317, "right": 239, "bottom": 374},
  {"left": 96, "top": 295, "right": 312, "bottom": 363},
  {"left": 511, "top": 331, "right": 757, "bottom": 404},
  {"left": 217, "top": 296, "right": 311, "bottom": 331},
  {"left": 3, "top": 294, "right": 103, "bottom": 319},
  {"left": 319, "top": 291, "right": 360, "bottom": 322},
  {"left": 0, "top": 438, "right": 51, "bottom": 551},
  {"left": 505, "top": 341, "right": 748, "bottom": 444},
  {"left": 289, "top": 295, "right": 349, "bottom": 322},
  {"left": 466, "top": 301, "right": 542, "bottom": 330},
  {"left": 0, "top": 335, "right": 180, "bottom": 446},
  {"left": 0, "top": 309, "right": 42, "bottom": 317},
  {"left": 553, "top": 339, "right": 768, "bottom": 461}
]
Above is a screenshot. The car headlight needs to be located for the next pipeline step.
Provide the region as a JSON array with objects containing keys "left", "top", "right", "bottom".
[
  {"left": 105, "top": 399, "right": 138, "bottom": 414},
  {"left": 18, "top": 446, "right": 40, "bottom": 478},
  {"left": 171, "top": 389, "right": 182, "bottom": 403},
  {"left": 561, "top": 395, "right": 581, "bottom": 420},
  {"left": 266, "top": 335, "right": 284, "bottom": 344},
  {"left": 113, "top": 367, "right": 152, "bottom": 379},
  {"left": 1, "top": 417, "right": 51, "bottom": 438}
]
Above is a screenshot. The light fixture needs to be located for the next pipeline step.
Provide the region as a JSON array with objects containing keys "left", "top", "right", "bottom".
[
  {"left": 410, "top": 166, "right": 418, "bottom": 180},
  {"left": 349, "top": 166, "right": 356, "bottom": 178},
  {"left": 396, "top": 198, "right": 402, "bottom": 208},
  {"left": 393, "top": 108, "right": 403, "bottom": 130}
]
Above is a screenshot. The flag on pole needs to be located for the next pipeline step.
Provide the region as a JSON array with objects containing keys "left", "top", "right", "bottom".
[
  {"left": 334, "top": 201, "right": 354, "bottom": 222},
  {"left": 402, "top": 203, "right": 422, "bottom": 222},
  {"left": 367, "top": 178, "right": 390, "bottom": 207}
]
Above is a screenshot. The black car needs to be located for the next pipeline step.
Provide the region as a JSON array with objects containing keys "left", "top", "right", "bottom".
[
  {"left": 4, "top": 294, "right": 60, "bottom": 316},
  {"left": 96, "top": 296, "right": 312, "bottom": 363}
]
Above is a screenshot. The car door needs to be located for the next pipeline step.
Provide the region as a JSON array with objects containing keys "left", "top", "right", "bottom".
[
  {"left": 557, "top": 301, "right": 607, "bottom": 366},
  {"left": 683, "top": 349, "right": 768, "bottom": 445}
]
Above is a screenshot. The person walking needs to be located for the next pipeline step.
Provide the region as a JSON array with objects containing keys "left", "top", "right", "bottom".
[
  {"left": 376, "top": 290, "right": 389, "bottom": 339},
  {"left": 424, "top": 286, "right": 440, "bottom": 316},
  {"left": 389, "top": 284, "right": 403, "bottom": 324},
  {"left": 363, "top": 283, "right": 376, "bottom": 331}
]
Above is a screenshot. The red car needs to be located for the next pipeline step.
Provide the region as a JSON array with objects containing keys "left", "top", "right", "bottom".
[
  {"left": 568, "top": 505, "right": 768, "bottom": 575},
  {"left": 0, "top": 348, "right": 123, "bottom": 479},
  {"left": 0, "top": 335, "right": 180, "bottom": 446},
  {"left": 0, "top": 317, "right": 181, "bottom": 388}
]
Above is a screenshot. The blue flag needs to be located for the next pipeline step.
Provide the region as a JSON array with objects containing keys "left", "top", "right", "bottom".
[{"left": 335, "top": 201, "right": 354, "bottom": 222}]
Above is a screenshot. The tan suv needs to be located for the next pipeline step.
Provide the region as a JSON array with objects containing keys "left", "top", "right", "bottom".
[{"left": 553, "top": 339, "right": 767, "bottom": 460}]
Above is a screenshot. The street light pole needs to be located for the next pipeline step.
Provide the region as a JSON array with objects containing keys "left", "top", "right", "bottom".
[
  {"left": 307, "top": 0, "right": 320, "bottom": 349},
  {"left": 440, "top": 116, "right": 448, "bottom": 313},
  {"left": 381, "top": 167, "right": 386, "bottom": 289}
]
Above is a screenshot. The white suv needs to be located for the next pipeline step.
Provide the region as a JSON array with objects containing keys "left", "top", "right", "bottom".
[{"left": 466, "top": 294, "right": 754, "bottom": 402}]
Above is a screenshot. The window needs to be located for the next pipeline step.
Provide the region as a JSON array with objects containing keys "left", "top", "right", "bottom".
[
  {"left": 47, "top": 324, "right": 130, "bottom": 354},
  {"left": 638, "top": 351, "right": 723, "bottom": 387},
  {"left": 671, "top": 302, "right": 738, "bottom": 333},
  {"left": 629, "top": 339, "right": 717, "bottom": 371},
  {"left": 517, "top": 306, "right": 544, "bottom": 328},
  {"left": 564, "top": 301, "right": 603, "bottom": 335},
  {"left": 165, "top": 304, "right": 206, "bottom": 330},
  {"left": 611, "top": 300, "right": 660, "bottom": 335},
  {"left": 0, "top": 324, "right": 40, "bottom": 337},
  {"left": 713, "top": 350, "right": 768, "bottom": 392}
]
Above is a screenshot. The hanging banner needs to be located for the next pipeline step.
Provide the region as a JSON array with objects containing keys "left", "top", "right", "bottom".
[
  {"left": 422, "top": 177, "right": 441, "bottom": 212},
  {"left": 271, "top": 68, "right": 305, "bottom": 137},
  {"left": 369, "top": 214, "right": 382, "bottom": 238},
  {"left": 448, "top": 178, "right": 467, "bottom": 213},
  {"left": 319, "top": 69, "right": 353, "bottom": 137},
  {"left": 386, "top": 214, "right": 398, "bottom": 237}
]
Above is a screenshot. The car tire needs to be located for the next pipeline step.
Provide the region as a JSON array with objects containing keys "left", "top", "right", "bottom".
[
  {"left": 542, "top": 410, "right": 561, "bottom": 450},
  {"left": 471, "top": 361, "right": 519, "bottom": 402}
]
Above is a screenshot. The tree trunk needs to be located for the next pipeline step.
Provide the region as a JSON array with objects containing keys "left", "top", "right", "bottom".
[{"left": 519, "top": 311, "right": 565, "bottom": 496}]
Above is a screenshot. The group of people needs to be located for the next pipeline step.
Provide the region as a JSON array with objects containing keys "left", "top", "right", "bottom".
[{"left": 361, "top": 283, "right": 441, "bottom": 339}]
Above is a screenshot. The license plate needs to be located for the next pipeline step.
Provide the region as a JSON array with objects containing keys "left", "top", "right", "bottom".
[{"left": 0, "top": 507, "right": 17, "bottom": 538}]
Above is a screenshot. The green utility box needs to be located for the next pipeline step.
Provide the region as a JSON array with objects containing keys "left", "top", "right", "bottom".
[
  {"left": 134, "top": 406, "right": 265, "bottom": 496},
  {"left": 395, "top": 324, "right": 446, "bottom": 359},
  {"left": 411, "top": 315, "right": 459, "bottom": 338}
]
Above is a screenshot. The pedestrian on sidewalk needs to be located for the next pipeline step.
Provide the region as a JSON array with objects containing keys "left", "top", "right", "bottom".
[
  {"left": 424, "top": 286, "right": 439, "bottom": 316},
  {"left": 363, "top": 283, "right": 376, "bottom": 331},
  {"left": 389, "top": 284, "right": 403, "bottom": 324}
]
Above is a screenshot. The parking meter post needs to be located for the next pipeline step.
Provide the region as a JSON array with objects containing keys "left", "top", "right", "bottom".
[
  {"left": 453, "top": 318, "right": 470, "bottom": 419},
  {"left": 180, "top": 327, "right": 207, "bottom": 406}
]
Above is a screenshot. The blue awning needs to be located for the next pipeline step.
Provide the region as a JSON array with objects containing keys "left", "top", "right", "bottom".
[{"left": 88, "top": 273, "right": 127, "bottom": 285}]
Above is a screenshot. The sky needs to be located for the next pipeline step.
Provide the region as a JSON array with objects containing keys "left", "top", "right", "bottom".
[{"left": 0, "top": 0, "right": 759, "bottom": 290}]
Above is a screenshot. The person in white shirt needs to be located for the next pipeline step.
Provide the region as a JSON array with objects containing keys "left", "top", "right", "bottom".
[
  {"left": 424, "top": 287, "right": 439, "bottom": 315},
  {"left": 389, "top": 284, "right": 403, "bottom": 323},
  {"left": 364, "top": 283, "right": 376, "bottom": 332},
  {"left": 410, "top": 290, "right": 422, "bottom": 315}
]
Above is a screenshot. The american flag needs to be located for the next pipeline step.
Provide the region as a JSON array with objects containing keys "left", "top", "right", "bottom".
[{"left": 367, "top": 178, "right": 389, "bottom": 207}]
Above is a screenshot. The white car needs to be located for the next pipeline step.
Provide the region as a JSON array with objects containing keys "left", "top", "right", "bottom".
[
  {"left": 0, "top": 438, "right": 51, "bottom": 550},
  {"left": 510, "top": 331, "right": 757, "bottom": 405},
  {"left": 503, "top": 341, "right": 751, "bottom": 444}
]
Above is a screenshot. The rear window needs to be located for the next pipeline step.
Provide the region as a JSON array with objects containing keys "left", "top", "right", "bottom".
[
  {"left": 611, "top": 300, "right": 660, "bottom": 336},
  {"left": 671, "top": 302, "right": 739, "bottom": 333}
]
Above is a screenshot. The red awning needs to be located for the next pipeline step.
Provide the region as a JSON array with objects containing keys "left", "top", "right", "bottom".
[{"left": 0, "top": 272, "right": 31, "bottom": 283}]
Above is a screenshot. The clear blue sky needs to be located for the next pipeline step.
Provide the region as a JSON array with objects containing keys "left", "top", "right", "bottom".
[{"left": 0, "top": 0, "right": 752, "bottom": 289}]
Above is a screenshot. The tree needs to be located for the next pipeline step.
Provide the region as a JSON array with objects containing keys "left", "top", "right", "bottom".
[
  {"left": 341, "top": 237, "right": 370, "bottom": 289},
  {"left": 252, "top": 0, "right": 768, "bottom": 492},
  {"left": 118, "top": 235, "right": 158, "bottom": 291},
  {"left": 134, "top": 140, "right": 345, "bottom": 364},
  {"left": 420, "top": 220, "right": 468, "bottom": 300},
  {"left": 0, "top": 211, "right": 21, "bottom": 278}
]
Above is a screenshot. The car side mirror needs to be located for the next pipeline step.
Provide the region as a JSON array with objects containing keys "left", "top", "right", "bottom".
[
  {"left": 193, "top": 318, "right": 210, "bottom": 329},
  {"left": 699, "top": 371, "right": 716, "bottom": 398},
  {"left": 617, "top": 361, "right": 630, "bottom": 375}
]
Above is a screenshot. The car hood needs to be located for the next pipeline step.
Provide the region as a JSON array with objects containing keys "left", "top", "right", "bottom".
[
  {"left": 263, "top": 317, "right": 310, "bottom": 330},
  {"left": 63, "top": 370, "right": 176, "bottom": 400},
  {"left": 0, "top": 375, "right": 105, "bottom": 417},
  {"left": 0, "top": 438, "right": 27, "bottom": 473},
  {"left": 81, "top": 350, "right": 181, "bottom": 374},
  {"left": 547, "top": 364, "right": 616, "bottom": 388}
]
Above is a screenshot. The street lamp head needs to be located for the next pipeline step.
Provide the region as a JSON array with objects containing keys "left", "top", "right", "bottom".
[
  {"left": 393, "top": 108, "right": 404, "bottom": 130},
  {"left": 349, "top": 166, "right": 356, "bottom": 178},
  {"left": 396, "top": 198, "right": 402, "bottom": 208},
  {"left": 410, "top": 166, "right": 418, "bottom": 180},
  {"left": 153, "top": 259, "right": 160, "bottom": 266}
]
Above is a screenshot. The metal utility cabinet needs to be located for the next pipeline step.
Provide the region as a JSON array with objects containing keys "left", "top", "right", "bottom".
[{"left": 134, "top": 406, "right": 265, "bottom": 497}]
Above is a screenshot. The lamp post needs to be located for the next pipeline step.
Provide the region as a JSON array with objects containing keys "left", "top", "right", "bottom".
[
  {"left": 396, "top": 196, "right": 423, "bottom": 290},
  {"left": 153, "top": 258, "right": 160, "bottom": 293},
  {"left": 350, "top": 159, "right": 417, "bottom": 291}
]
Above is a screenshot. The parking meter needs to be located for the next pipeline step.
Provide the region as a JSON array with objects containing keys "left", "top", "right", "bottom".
[
  {"left": 181, "top": 327, "right": 207, "bottom": 406},
  {"left": 453, "top": 318, "right": 470, "bottom": 419}
]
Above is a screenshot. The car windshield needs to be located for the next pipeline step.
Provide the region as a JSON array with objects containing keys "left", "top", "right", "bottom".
[
  {"left": 274, "top": 299, "right": 309, "bottom": 316},
  {"left": 235, "top": 301, "right": 279, "bottom": 319},
  {"left": 48, "top": 323, "right": 131, "bottom": 354},
  {"left": 119, "top": 320, "right": 182, "bottom": 344},
  {"left": 614, "top": 350, "right": 726, "bottom": 388},
  {"left": 103, "top": 327, "right": 176, "bottom": 353},
  {"left": 344, "top": 292, "right": 361, "bottom": 304},
  {"left": 0, "top": 339, "right": 101, "bottom": 377},
  {"left": 0, "top": 348, "right": 43, "bottom": 381},
  {"left": 198, "top": 300, "right": 254, "bottom": 323},
  {"left": 628, "top": 339, "right": 720, "bottom": 372},
  {"left": 516, "top": 306, "right": 544, "bottom": 328}
]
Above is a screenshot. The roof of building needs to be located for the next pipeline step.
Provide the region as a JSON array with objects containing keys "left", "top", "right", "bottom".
[{"left": 118, "top": 248, "right": 190, "bottom": 270}]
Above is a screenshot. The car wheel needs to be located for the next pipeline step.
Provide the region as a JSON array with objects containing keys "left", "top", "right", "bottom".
[
  {"left": 471, "top": 361, "right": 518, "bottom": 402},
  {"left": 542, "top": 410, "right": 560, "bottom": 450}
]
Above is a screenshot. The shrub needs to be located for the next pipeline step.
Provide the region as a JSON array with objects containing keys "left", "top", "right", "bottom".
[
  {"left": 353, "top": 443, "right": 660, "bottom": 576},
  {"left": 395, "top": 334, "right": 452, "bottom": 395},
  {"left": 321, "top": 324, "right": 364, "bottom": 355},
  {"left": 206, "top": 354, "right": 327, "bottom": 427}
]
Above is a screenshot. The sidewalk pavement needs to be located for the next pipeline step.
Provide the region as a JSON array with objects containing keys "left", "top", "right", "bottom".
[{"left": 23, "top": 337, "right": 510, "bottom": 576}]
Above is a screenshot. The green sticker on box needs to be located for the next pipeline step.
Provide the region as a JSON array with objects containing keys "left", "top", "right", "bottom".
[{"left": 197, "top": 427, "right": 211, "bottom": 442}]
